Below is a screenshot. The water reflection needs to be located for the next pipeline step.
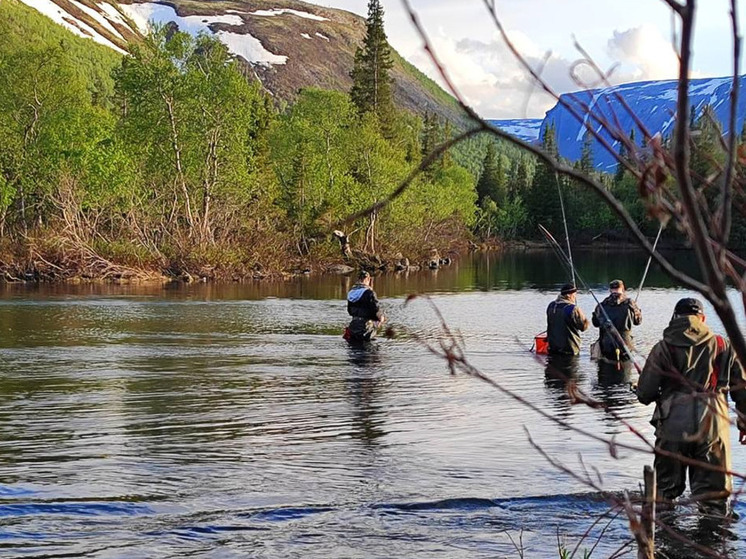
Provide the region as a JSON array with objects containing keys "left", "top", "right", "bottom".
[
  {"left": 543, "top": 355, "right": 582, "bottom": 419},
  {"left": 657, "top": 508, "right": 739, "bottom": 558},
  {"left": 345, "top": 344, "right": 386, "bottom": 445},
  {"left": 593, "top": 360, "right": 637, "bottom": 406}
]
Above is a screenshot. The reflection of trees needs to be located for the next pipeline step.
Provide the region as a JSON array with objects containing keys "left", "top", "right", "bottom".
[{"left": 471, "top": 249, "right": 699, "bottom": 292}]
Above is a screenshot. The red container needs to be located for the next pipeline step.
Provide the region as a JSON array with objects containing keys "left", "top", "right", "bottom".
[{"left": 534, "top": 333, "right": 549, "bottom": 355}]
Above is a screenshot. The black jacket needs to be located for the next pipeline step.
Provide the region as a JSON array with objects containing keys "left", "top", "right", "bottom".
[
  {"left": 347, "top": 284, "right": 383, "bottom": 322},
  {"left": 592, "top": 294, "right": 641, "bottom": 358}
]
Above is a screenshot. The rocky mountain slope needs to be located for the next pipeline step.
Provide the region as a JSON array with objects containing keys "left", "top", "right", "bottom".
[
  {"left": 541, "top": 75, "right": 746, "bottom": 170},
  {"left": 17, "top": 0, "right": 468, "bottom": 126}
]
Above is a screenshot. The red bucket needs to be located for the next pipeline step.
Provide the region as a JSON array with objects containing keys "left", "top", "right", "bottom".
[{"left": 534, "top": 333, "right": 549, "bottom": 355}]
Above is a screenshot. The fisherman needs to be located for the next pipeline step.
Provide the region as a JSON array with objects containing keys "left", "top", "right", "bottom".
[
  {"left": 546, "top": 283, "right": 589, "bottom": 356},
  {"left": 345, "top": 270, "right": 385, "bottom": 343},
  {"left": 591, "top": 279, "right": 642, "bottom": 362},
  {"left": 637, "top": 298, "right": 746, "bottom": 516}
]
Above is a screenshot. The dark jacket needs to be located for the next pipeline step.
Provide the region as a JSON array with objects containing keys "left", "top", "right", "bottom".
[
  {"left": 346, "top": 283, "right": 384, "bottom": 342},
  {"left": 347, "top": 284, "right": 383, "bottom": 321},
  {"left": 592, "top": 293, "right": 642, "bottom": 359},
  {"left": 637, "top": 316, "right": 746, "bottom": 440},
  {"left": 546, "top": 295, "right": 589, "bottom": 355}
]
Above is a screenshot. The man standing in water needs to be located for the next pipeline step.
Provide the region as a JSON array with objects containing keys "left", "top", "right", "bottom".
[
  {"left": 546, "top": 283, "right": 589, "bottom": 355},
  {"left": 637, "top": 298, "right": 746, "bottom": 517},
  {"left": 345, "top": 270, "right": 385, "bottom": 343},
  {"left": 591, "top": 279, "right": 642, "bottom": 363}
]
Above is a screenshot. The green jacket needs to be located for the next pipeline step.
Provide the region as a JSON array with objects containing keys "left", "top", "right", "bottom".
[{"left": 637, "top": 316, "right": 746, "bottom": 441}]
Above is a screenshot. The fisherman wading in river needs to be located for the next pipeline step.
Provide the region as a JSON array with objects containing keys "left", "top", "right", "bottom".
[
  {"left": 344, "top": 271, "right": 386, "bottom": 343},
  {"left": 637, "top": 298, "right": 746, "bottom": 517},
  {"left": 591, "top": 279, "right": 642, "bottom": 363},
  {"left": 546, "top": 283, "right": 589, "bottom": 356}
]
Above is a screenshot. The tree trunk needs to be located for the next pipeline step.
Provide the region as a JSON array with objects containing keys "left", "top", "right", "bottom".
[
  {"left": 333, "top": 230, "right": 353, "bottom": 260},
  {"left": 164, "top": 95, "right": 195, "bottom": 236}
]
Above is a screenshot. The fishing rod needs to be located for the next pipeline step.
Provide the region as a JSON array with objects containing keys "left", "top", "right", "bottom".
[
  {"left": 538, "top": 224, "right": 643, "bottom": 371},
  {"left": 555, "top": 172, "right": 575, "bottom": 286},
  {"left": 634, "top": 223, "right": 665, "bottom": 304}
]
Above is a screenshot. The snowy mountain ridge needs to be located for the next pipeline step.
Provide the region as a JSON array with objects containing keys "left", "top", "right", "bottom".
[
  {"left": 15, "top": 0, "right": 467, "bottom": 126},
  {"left": 541, "top": 75, "right": 746, "bottom": 170}
]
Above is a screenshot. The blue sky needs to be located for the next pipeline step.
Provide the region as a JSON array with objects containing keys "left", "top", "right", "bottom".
[{"left": 310, "top": 0, "right": 744, "bottom": 119}]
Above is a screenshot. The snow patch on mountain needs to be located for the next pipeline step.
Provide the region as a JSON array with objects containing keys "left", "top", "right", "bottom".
[
  {"left": 216, "top": 31, "right": 288, "bottom": 65},
  {"left": 97, "top": 2, "right": 136, "bottom": 34},
  {"left": 315, "top": 32, "right": 330, "bottom": 41},
  {"left": 18, "top": 0, "right": 128, "bottom": 54},
  {"left": 69, "top": 0, "right": 122, "bottom": 39},
  {"left": 541, "top": 75, "right": 746, "bottom": 170},
  {"left": 120, "top": 3, "right": 243, "bottom": 34},
  {"left": 249, "top": 8, "right": 327, "bottom": 21},
  {"left": 488, "top": 119, "right": 543, "bottom": 143},
  {"left": 119, "top": 2, "right": 287, "bottom": 66}
]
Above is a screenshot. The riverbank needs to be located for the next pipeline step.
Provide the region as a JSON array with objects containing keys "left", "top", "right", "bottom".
[
  {"left": 0, "top": 226, "right": 474, "bottom": 284},
  {"left": 0, "top": 225, "right": 694, "bottom": 285}
]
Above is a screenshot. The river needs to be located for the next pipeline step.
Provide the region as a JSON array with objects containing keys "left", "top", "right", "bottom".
[{"left": 0, "top": 250, "right": 743, "bottom": 558}]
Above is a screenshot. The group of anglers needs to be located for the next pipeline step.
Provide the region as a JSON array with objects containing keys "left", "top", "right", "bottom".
[
  {"left": 344, "top": 269, "right": 746, "bottom": 519},
  {"left": 546, "top": 280, "right": 746, "bottom": 518}
]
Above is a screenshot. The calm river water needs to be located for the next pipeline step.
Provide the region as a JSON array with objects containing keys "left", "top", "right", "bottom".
[{"left": 1, "top": 250, "right": 745, "bottom": 558}]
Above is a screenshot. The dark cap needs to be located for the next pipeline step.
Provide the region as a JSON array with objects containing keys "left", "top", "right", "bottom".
[
  {"left": 674, "top": 297, "right": 704, "bottom": 316},
  {"left": 357, "top": 270, "right": 371, "bottom": 281},
  {"left": 560, "top": 283, "right": 578, "bottom": 295},
  {"left": 609, "top": 279, "right": 625, "bottom": 290}
]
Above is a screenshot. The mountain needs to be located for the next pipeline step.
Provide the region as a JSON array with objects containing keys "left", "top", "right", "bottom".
[
  {"left": 540, "top": 75, "right": 746, "bottom": 171},
  {"left": 16, "top": 0, "right": 468, "bottom": 126},
  {"left": 487, "top": 118, "right": 542, "bottom": 144}
]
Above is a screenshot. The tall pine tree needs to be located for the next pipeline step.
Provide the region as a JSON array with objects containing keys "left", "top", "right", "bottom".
[
  {"left": 476, "top": 143, "right": 506, "bottom": 205},
  {"left": 350, "top": 0, "right": 394, "bottom": 132}
]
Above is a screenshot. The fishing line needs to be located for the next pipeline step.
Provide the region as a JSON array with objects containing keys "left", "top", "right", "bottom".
[
  {"left": 635, "top": 222, "right": 665, "bottom": 304},
  {"left": 539, "top": 223, "right": 643, "bottom": 371}
]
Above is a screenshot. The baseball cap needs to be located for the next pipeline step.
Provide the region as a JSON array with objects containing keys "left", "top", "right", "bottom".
[
  {"left": 674, "top": 297, "right": 704, "bottom": 316},
  {"left": 609, "top": 279, "right": 625, "bottom": 290}
]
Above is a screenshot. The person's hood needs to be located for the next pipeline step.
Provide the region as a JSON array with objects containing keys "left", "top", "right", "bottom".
[
  {"left": 663, "top": 315, "right": 714, "bottom": 347},
  {"left": 601, "top": 292, "right": 627, "bottom": 306},
  {"left": 347, "top": 284, "right": 370, "bottom": 303}
]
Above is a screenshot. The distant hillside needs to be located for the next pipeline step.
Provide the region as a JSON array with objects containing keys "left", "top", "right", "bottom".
[
  {"left": 541, "top": 75, "right": 746, "bottom": 170},
  {"left": 1, "top": 0, "right": 123, "bottom": 100},
  {"left": 487, "top": 119, "right": 542, "bottom": 144},
  {"left": 16, "top": 0, "right": 470, "bottom": 127}
]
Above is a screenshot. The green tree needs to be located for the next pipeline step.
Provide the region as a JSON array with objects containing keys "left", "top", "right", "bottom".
[
  {"left": 350, "top": 0, "right": 395, "bottom": 132},
  {"left": 0, "top": 44, "right": 103, "bottom": 234},
  {"left": 114, "top": 28, "right": 273, "bottom": 245},
  {"left": 524, "top": 123, "right": 565, "bottom": 234},
  {"left": 476, "top": 142, "right": 507, "bottom": 205},
  {"left": 578, "top": 131, "right": 594, "bottom": 173}
]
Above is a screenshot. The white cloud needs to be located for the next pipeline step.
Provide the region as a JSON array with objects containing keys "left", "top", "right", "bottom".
[
  {"left": 405, "top": 29, "right": 581, "bottom": 119},
  {"left": 307, "top": 1, "right": 741, "bottom": 117},
  {"left": 606, "top": 24, "right": 680, "bottom": 82}
]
